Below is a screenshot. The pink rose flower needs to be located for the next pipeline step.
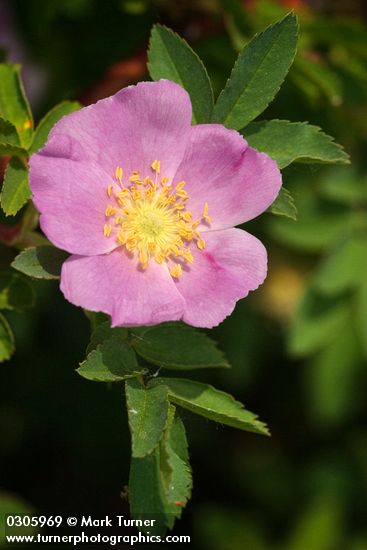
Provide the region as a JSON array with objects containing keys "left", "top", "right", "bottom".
[{"left": 29, "top": 80, "right": 281, "bottom": 328}]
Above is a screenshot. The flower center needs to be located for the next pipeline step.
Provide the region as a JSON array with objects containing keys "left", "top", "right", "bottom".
[{"left": 103, "top": 160, "right": 211, "bottom": 278}]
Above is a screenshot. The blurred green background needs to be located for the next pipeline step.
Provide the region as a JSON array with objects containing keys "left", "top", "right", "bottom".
[{"left": 1, "top": 0, "right": 367, "bottom": 548}]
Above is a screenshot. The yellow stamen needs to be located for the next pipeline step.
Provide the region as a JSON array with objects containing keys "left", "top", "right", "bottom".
[
  {"left": 170, "top": 264, "right": 182, "bottom": 278},
  {"left": 103, "top": 224, "right": 112, "bottom": 237},
  {"left": 175, "top": 181, "right": 186, "bottom": 192},
  {"left": 151, "top": 160, "right": 161, "bottom": 173},
  {"left": 131, "top": 190, "right": 142, "bottom": 201},
  {"left": 139, "top": 249, "right": 148, "bottom": 267},
  {"left": 126, "top": 238, "right": 137, "bottom": 251},
  {"left": 181, "top": 211, "right": 193, "bottom": 222},
  {"left": 103, "top": 161, "right": 210, "bottom": 277},
  {"left": 155, "top": 252, "right": 165, "bottom": 264},
  {"left": 105, "top": 206, "right": 117, "bottom": 216},
  {"left": 115, "top": 166, "right": 123, "bottom": 183},
  {"left": 116, "top": 231, "right": 127, "bottom": 245},
  {"left": 203, "top": 202, "right": 212, "bottom": 224},
  {"left": 176, "top": 190, "right": 189, "bottom": 200},
  {"left": 129, "top": 173, "right": 141, "bottom": 182},
  {"left": 183, "top": 249, "right": 194, "bottom": 263}
]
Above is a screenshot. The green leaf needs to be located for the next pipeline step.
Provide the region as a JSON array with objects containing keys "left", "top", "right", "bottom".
[
  {"left": 148, "top": 25, "right": 214, "bottom": 124},
  {"left": 0, "top": 117, "right": 21, "bottom": 146},
  {"left": 128, "top": 450, "right": 171, "bottom": 536},
  {"left": 86, "top": 321, "right": 128, "bottom": 354},
  {"left": 0, "top": 272, "right": 34, "bottom": 310},
  {"left": 0, "top": 143, "right": 28, "bottom": 157},
  {"left": 0, "top": 313, "right": 14, "bottom": 362},
  {"left": 29, "top": 100, "right": 81, "bottom": 154},
  {"left": 160, "top": 405, "right": 192, "bottom": 527},
  {"left": 0, "top": 64, "right": 33, "bottom": 148},
  {"left": 0, "top": 157, "right": 30, "bottom": 216},
  {"left": 212, "top": 13, "right": 298, "bottom": 130},
  {"left": 11, "top": 246, "right": 69, "bottom": 279},
  {"left": 269, "top": 187, "right": 297, "bottom": 220},
  {"left": 152, "top": 378, "right": 269, "bottom": 435},
  {"left": 131, "top": 323, "right": 229, "bottom": 370},
  {"left": 128, "top": 405, "right": 192, "bottom": 534},
  {"left": 84, "top": 310, "right": 110, "bottom": 332},
  {"left": 77, "top": 334, "right": 144, "bottom": 383},
  {"left": 126, "top": 378, "right": 169, "bottom": 458},
  {"left": 244, "top": 120, "right": 349, "bottom": 168},
  {"left": 288, "top": 288, "right": 350, "bottom": 357}
]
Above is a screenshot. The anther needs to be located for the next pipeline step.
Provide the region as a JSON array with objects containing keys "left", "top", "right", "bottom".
[
  {"left": 170, "top": 264, "right": 182, "bottom": 278},
  {"left": 115, "top": 166, "right": 123, "bottom": 183},
  {"left": 103, "top": 224, "right": 112, "bottom": 237},
  {"left": 151, "top": 160, "right": 161, "bottom": 173}
]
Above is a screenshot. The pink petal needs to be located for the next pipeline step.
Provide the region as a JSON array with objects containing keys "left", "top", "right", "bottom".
[
  {"left": 60, "top": 249, "right": 185, "bottom": 326},
  {"left": 30, "top": 147, "right": 118, "bottom": 255},
  {"left": 47, "top": 80, "right": 192, "bottom": 181},
  {"left": 175, "top": 228, "right": 267, "bottom": 328},
  {"left": 173, "top": 124, "right": 282, "bottom": 230}
]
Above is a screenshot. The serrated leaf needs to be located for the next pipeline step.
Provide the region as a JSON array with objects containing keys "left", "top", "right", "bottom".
[
  {"left": 11, "top": 246, "right": 69, "bottom": 279},
  {"left": 0, "top": 157, "right": 30, "bottom": 216},
  {"left": 244, "top": 120, "right": 349, "bottom": 168},
  {"left": 269, "top": 187, "right": 297, "bottom": 220},
  {"left": 148, "top": 25, "right": 214, "bottom": 124},
  {"left": 0, "top": 272, "right": 34, "bottom": 310},
  {"left": 131, "top": 322, "right": 229, "bottom": 370},
  {"left": 126, "top": 378, "right": 169, "bottom": 458},
  {"left": 0, "top": 64, "right": 33, "bottom": 148},
  {"left": 152, "top": 378, "right": 269, "bottom": 435},
  {"left": 0, "top": 313, "right": 14, "bottom": 362},
  {"left": 29, "top": 100, "right": 81, "bottom": 154},
  {"left": 77, "top": 334, "right": 143, "bottom": 383},
  {"left": 160, "top": 405, "right": 192, "bottom": 527},
  {"left": 128, "top": 403, "right": 192, "bottom": 534},
  {"left": 86, "top": 321, "right": 128, "bottom": 354},
  {"left": 212, "top": 13, "right": 298, "bottom": 129},
  {"left": 129, "top": 450, "right": 171, "bottom": 536}
]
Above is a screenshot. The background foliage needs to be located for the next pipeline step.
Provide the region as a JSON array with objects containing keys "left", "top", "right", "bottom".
[{"left": 1, "top": 0, "right": 367, "bottom": 547}]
